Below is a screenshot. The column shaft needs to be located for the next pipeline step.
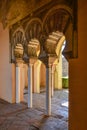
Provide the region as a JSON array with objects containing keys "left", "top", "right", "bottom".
[
  {"left": 28, "top": 64, "right": 33, "bottom": 108},
  {"left": 16, "top": 66, "right": 20, "bottom": 103},
  {"left": 46, "top": 65, "right": 52, "bottom": 115}
]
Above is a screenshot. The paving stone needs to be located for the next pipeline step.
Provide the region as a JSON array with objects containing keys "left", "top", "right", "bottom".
[{"left": 0, "top": 89, "right": 68, "bottom": 130}]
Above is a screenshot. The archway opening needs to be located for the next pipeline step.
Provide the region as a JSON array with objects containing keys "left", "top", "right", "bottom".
[
  {"left": 51, "top": 38, "right": 69, "bottom": 120},
  {"left": 61, "top": 40, "right": 69, "bottom": 116}
]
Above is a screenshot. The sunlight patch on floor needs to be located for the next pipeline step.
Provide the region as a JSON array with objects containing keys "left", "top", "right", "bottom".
[{"left": 61, "top": 101, "right": 68, "bottom": 107}]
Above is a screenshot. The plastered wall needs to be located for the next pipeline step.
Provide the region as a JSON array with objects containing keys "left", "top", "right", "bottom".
[
  {"left": 0, "top": 23, "right": 16, "bottom": 103},
  {"left": 69, "top": 0, "right": 87, "bottom": 130}
]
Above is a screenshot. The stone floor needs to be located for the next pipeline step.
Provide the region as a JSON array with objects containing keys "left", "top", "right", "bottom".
[{"left": 0, "top": 89, "right": 68, "bottom": 130}]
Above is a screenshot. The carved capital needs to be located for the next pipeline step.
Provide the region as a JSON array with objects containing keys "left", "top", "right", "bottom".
[{"left": 16, "top": 59, "right": 24, "bottom": 67}]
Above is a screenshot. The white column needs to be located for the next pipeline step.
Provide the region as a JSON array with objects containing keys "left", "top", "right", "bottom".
[
  {"left": 28, "top": 64, "right": 33, "bottom": 108},
  {"left": 51, "top": 65, "right": 54, "bottom": 97},
  {"left": 16, "top": 66, "right": 20, "bottom": 103},
  {"left": 46, "top": 64, "right": 52, "bottom": 115}
]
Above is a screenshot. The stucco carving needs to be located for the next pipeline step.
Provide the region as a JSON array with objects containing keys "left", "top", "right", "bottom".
[
  {"left": 9, "top": 0, "right": 78, "bottom": 62},
  {"left": 43, "top": 6, "right": 72, "bottom": 35},
  {"left": 44, "top": 31, "right": 65, "bottom": 58}
]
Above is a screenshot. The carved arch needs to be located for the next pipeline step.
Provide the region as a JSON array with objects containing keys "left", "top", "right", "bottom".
[
  {"left": 43, "top": 4, "right": 77, "bottom": 60},
  {"left": 12, "top": 27, "right": 25, "bottom": 47},
  {"left": 43, "top": 5, "right": 73, "bottom": 35},
  {"left": 10, "top": 27, "right": 25, "bottom": 62}
]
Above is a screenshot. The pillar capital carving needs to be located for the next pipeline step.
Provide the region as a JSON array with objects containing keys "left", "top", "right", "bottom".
[{"left": 16, "top": 59, "right": 24, "bottom": 67}]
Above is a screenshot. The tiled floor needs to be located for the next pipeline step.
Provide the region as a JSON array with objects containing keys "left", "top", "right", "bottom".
[{"left": 0, "top": 89, "right": 68, "bottom": 130}]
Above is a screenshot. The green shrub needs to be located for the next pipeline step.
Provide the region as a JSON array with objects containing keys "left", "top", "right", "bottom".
[{"left": 62, "top": 77, "right": 68, "bottom": 88}]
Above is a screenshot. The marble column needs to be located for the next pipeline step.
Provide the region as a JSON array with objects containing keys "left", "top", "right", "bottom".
[
  {"left": 16, "top": 63, "right": 21, "bottom": 103},
  {"left": 28, "top": 64, "right": 33, "bottom": 108},
  {"left": 46, "top": 64, "right": 52, "bottom": 115}
]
